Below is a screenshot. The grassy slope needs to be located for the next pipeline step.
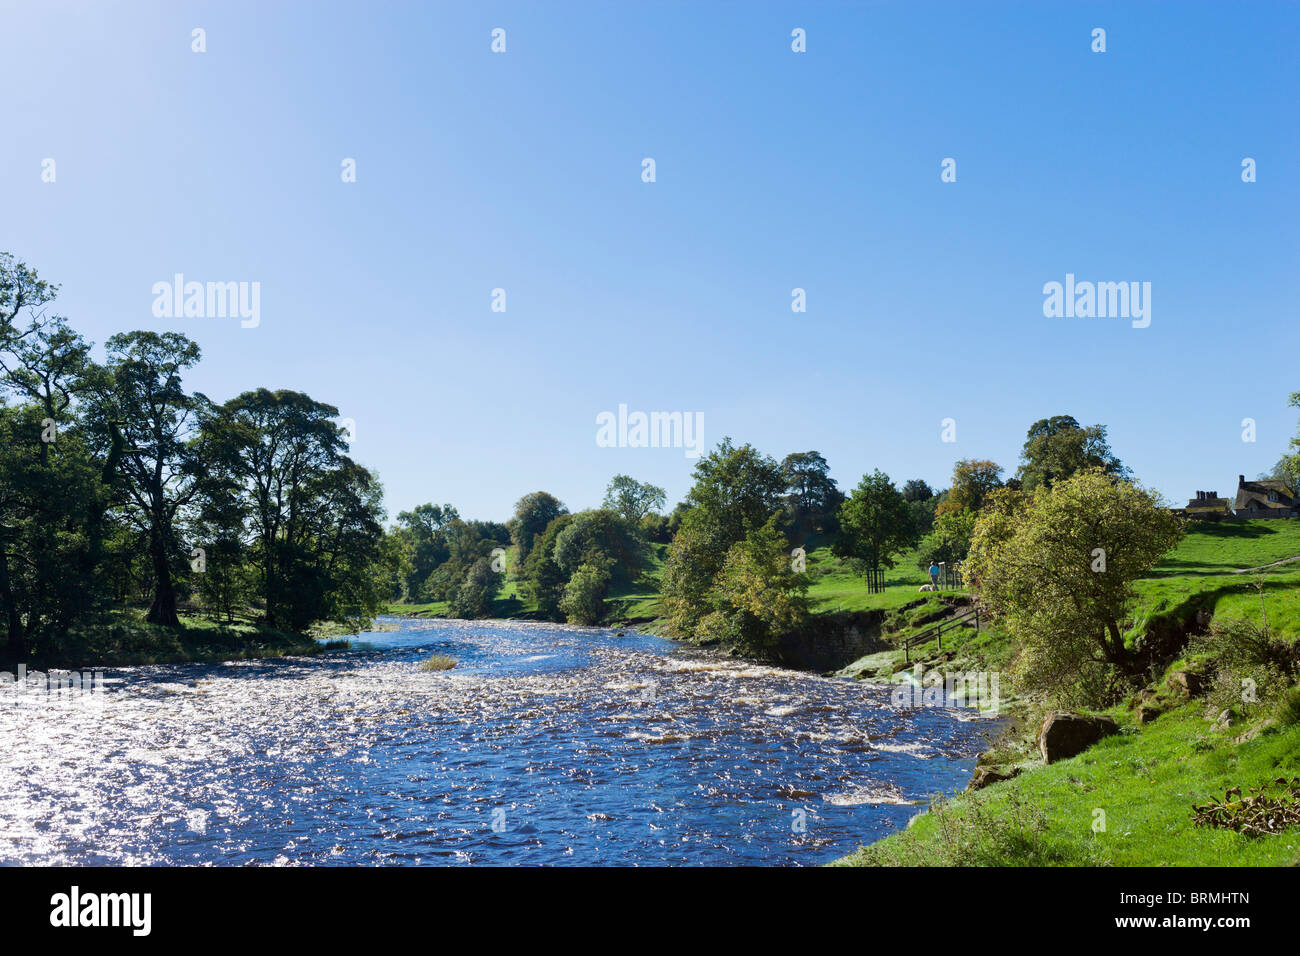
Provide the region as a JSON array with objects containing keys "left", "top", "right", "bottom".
[{"left": 835, "top": 519, "right": 1300, "bottom": 867}]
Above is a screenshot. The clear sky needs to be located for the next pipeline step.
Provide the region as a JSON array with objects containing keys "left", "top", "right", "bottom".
[{"left": 3, "top": 1, "right": 1297, "bottom": 521}]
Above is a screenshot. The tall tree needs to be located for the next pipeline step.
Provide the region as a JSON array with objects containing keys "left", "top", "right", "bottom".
[
  {"left": 662, "top": 439, "right": 786, "bottom": 636},
  {"left": 901, "top": 478, "right": 934, "bottom": 502},
  {"left": 833, "top": 470, "right": 917, "bottom": 580},
  {"left": 602, "top": 475, "right": 667, "bottom": 522},
  {"left": 88, "top": 332, "right": 207, "bottom": 625},
  {"left": 393, "top": 502, "right": 459, "bottom": 599},
  {"left": 937, "top": 459, "right": 1004, "bottom": 515},
  {"left": 1015, "top": 415, "right": 1128, "bottom": 492},
  {"left": 221, "top": 388, "right": 349, "bottom": 629},
  {"left": 509, "top": 491, "right": 567, "bottom": 563},
  {"left": 780, "top": 451, "right": 844, "bottom": 536},
  {"left": 966, "top": 471, "right": 1183, "bottom": 706}
]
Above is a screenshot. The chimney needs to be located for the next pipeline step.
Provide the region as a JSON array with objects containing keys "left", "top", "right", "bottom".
[{"left": 1240, "top": 475, "right": 1246, "bottom": 486}]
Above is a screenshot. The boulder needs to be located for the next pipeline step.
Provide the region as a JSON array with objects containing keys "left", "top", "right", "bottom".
[
  {"left": 1166, "top": 669, "right": 1205, "bottom": 699},
  {"left": 1037, "top": 711, "right": 1119, "bottom": 763},
  {"left": 1136, "top": 703, "right": 1165, "bottom": 725},
  {"left": 968, "top": 765, "right": 1021, "bottom": 791}
]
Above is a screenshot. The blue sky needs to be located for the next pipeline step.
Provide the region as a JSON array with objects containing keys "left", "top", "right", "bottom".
[{"left": 3, "top": 1, "right": 1297, "bottom": 521}]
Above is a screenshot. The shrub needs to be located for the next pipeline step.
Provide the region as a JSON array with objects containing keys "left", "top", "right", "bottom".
[{"left": 560, "top": 559, "right": 612, "bottom": 625}]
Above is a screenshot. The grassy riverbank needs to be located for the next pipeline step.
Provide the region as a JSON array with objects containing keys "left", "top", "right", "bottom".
[
  {"left": 834, "top": 519, "right": 1300, "bottom": 867},
  {"left": 25, "top": 610, "right": 341, "bottom": 668}
]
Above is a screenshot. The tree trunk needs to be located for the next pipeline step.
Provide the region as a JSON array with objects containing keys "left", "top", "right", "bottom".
[
  {"left": 145, "top": 528, "right": 180, "bottom": 626},
  {"left": 0, "top": 542, "right": 25, "bottom": 663},
  {"left": 1104, "top": 619, "right": 1137, "bottom": 672}
]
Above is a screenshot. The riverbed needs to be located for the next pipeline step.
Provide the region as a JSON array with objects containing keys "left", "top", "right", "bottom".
[{"left": 0, "top": 617, "right": 995, "bottom": 865}]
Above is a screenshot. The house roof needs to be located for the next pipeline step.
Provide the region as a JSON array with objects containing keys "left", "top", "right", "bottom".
[{"left": 1235, "top": 477, "right": 1296, "bottom": 511}]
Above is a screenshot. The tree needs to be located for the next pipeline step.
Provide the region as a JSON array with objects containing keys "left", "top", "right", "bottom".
[
  {"left": 553, "top": 509, "right": 646, "bottom": 583},
  {"left": 780, "top": 451, "right": 844, "bottom": 536},
  {"left": 833, "top": 470, "right": 917, "bottom": 579},
  {"left": 221, "top": 388, "right": 349, "bottom": 629},
  {"left": 449, "top": 556, "right": 500, "bottom": 619},
  {"left": 966, "top": 471, "right": 1184, "bottom": 706},
  {"left": 916, "top": 509, "right": 977, "bottom": 570},
  {"left": 661, "top": 439, "right": 786, "bottom": 637},
  {"left": 698, "top": 516, "right": 810, "bottom": 657},
  {"left": 937, "top": 459, "right": 1004, "bottom": 515},
  {"left": 88, "top": 331, "right": 208, "bottom": 626},
  {"left": 1279, "top": 391, "right": 1300, "bottom": 483},
  {"left": 559, "top": 558, "right": 612, "bottom": 625},
  {"left": 509, "top": 491, "right": 567, "bottom": 563},
  {"left": 901, "top": 478, "right": 934, "bottom": 503},
  {"left": 521, "top": 513, "right": 574, "bottom": 620},
  {"left": 1015, "top": 415, "right": 1129, "bottom": 492},
  {"left": 602, "top": 475, "right": 667, "bottom": 522},
  {"left": 393, "top": 502, "right": 459, "bottom": 600}
]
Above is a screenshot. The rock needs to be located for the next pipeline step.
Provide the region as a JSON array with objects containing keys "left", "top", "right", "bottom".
[
  {"left": 1167, "top": 669, "right": 1205, "bottom": 699},
  {"left": 1136, "top": 703, "right": 1165, "bottom": 725},
  {"left": 1233, "top": 720, "right": 1277, "bottom": 744},
  {"left": 1037, "top": 711, "right": 1119, "bottom": 763},
  {"left": 968, "top": 765, "right": 1021, "bottom": 791},
  {"left": 1211, "top": 708, "right": 1234, "bottom": 731}
]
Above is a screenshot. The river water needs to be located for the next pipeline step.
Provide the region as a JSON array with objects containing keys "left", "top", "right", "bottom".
[{"left": 0, "top": 617, "right": 996, "bottom": 866}]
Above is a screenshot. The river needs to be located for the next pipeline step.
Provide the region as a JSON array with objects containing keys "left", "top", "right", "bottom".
[{"left": 0, "top": 617, "right": 996, "bottom": 866}]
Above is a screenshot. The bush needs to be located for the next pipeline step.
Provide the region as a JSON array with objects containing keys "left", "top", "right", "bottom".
[
  {"left": 560, "top": 559, "right": 612, "bottom": 625},
  {"left": 1189, "top": 610, "right": 1299, "bottom": 718},
  {"left": 419, "top": 654, "right": 456, "bottom": 671}
]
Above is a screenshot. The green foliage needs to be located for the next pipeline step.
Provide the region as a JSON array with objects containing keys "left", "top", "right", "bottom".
[
  {"left": 602, "top": 474, "right": 666, "bottom": 522},
  {"left": 0, "top": 254, "right": 392, "bottom": 662},
  {"left": 391, "top": 502, "right": 458, "bottom": 600},
  {"left": 780, "top": 450, "right": 843, "bottom": 536},
  {"left": 967, "top": 470, "right": 1185, "bottom": 707},
  {"left": 916, "top": 508, "right": 976, "bottom": 569},
  {"left": 697, "top": 516, "right": 809, "bottom": 657},
  {"left": 509, "top": 491, "right": 567, "bottom": 563},
  {"left": 559, "top": 558, "right": 612, "bottom": 625},
  {"left": 1015, "top": 415, "right": 1129, "bottom": 492},
  {"left": 937, "top": 459, "right": 1003, "bottom": 515},
  {"left": 1189, "top": 594, "right": 1299, "bottom": 718},
  {"left": 448, "top": 557, "right": 501, "bottom": 619},
  {"left": 553, "top": 509, "right": 647, "bottom": 584},
  {"left": 833, "top": 469, "right": 917, "bottom": 575},
  {"left": 662, "top": 439, "right": 786, "bottom": 639},
  {"left": 521, "top": 513, "right": 575, "bottom": 620}
]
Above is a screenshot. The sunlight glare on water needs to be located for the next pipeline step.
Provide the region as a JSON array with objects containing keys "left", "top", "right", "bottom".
[{"left": 0, "top": 618, "right": 996, "bottom": 866}]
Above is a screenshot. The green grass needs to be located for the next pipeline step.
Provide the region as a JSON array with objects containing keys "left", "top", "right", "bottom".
[
  {"left": 418, "top": 653, "right": 457, "bottom": 671},
  {"left": 41, "top": 608, "right": 330, "bottom": 667},
  {"left": 835, "top": 518, "right": 1300, "bottom": 867},
  {"left": 804, "top": 544, "right": 967, "bottom": 613},
  {"left": 835, "top": 703, "right": 1300, "bottom": 867}
]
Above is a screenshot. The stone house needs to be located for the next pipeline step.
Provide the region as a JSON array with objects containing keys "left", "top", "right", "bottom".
[{"left": 1233, "top": 475, "right": 1299, "bottom": 517}]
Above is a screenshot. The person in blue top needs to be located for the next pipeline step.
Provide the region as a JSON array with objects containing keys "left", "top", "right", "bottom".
[{"left": 928, "top": 562, "right": 940, "bottom": 590}]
